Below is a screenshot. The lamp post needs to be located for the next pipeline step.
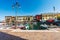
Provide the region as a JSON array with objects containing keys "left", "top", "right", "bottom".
[
  {"left": 12, "top": 2, "right": 20, "bottom": 29},
  {"left": 53, "top": 6, "right": 55, "bottom": 19}
]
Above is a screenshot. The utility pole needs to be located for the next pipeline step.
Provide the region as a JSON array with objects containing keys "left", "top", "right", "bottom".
[
  {"left": 12, "top": 2, "right": 20, "bottom": 29},
  {"left": 53, "top": 6, "right": 55, "bottom": 13},
  {"left": 53, "top": 6, "right": 55, "bottom": 19}
]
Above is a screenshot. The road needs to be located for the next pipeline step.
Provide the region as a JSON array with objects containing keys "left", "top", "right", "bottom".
[{"left": 0, "top": 32, "right": 27, "bottom": 40}]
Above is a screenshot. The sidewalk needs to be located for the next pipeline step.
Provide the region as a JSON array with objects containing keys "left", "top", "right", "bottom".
[{"left": 0, "top": 29, "right": 60, "bottom": 40}]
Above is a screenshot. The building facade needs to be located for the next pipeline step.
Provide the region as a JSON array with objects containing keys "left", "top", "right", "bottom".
[
  {"left": 5, "top": 16, "right": 34, "bottom": 25},
  {"left": 35, "top": 15, "right": 42, "bottom": 21},
  {"left": 5, "top": 13, "right": 60, "bottom": 25},
  {"left": 34, "top": 13, "right": 60, "bottom": 21},
  {"left": 42, "top": 13, "right": 60, "bottom": 20}
]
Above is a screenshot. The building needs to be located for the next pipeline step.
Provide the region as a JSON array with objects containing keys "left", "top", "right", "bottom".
[
  {"left": 35, "top": 15, "right": 42, "bottom": 21},
  {"left": 17, "top": 16, "right": 33, "bottom": 22},
  {"left": 42, "top": 13, "right": 59, "bottom": 20},
  {"left": 5, "top": 16, "right": 34, "bottom": 25},
  {"left": 5, "top": 16, "right": 12, "bottom": 25},
  {"left": 34, "top": 13, "right": 60, "bottom": 21},
  {"left": 56, "top": 13, "right": 60, "bottom": 20}
]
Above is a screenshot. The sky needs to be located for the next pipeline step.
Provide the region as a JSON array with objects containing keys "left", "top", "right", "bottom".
[{"left": 0, "top": 0, "right": 60, "bottom": 21}]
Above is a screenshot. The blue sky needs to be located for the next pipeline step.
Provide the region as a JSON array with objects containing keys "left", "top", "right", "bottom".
[{"left": 0, "top": 0, "right": 60, "bottom": 20}]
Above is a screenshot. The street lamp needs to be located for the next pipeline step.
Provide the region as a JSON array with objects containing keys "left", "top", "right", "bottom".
[{"left": 12, "top": 2, "right": 20, "bottom": 29}]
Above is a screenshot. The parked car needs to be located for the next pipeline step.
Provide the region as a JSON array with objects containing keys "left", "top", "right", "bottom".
[
  {"left": 17, "top": 24, "right": 25, "bottom": 29},
  {"left": 40, "top": 24, "right": 48, "bottom": 30},
  {"left": 46, "top": 19, "right": 54, "bottom": 25},
  {"left": 53, "top": 20, "right": 60, "bottom": 26}
]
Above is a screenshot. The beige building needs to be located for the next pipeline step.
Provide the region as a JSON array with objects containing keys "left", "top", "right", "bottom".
[
  {"left": 5, "top": 16, "right": 34, "bottom": 25},
  {"left": 5, "top": 16, "right": 12, "bottom": 25},
  {"left": 42, "top": 13, "right": 60, "bottom": 20},
  {"left": 17, "top": 16, "right": 33, "bottom": 22}
]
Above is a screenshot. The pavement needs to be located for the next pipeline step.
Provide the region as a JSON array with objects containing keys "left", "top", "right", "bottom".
[
  {"left": 0, "top": 32, "right": 27, "bottom": 40},
  {"left": 0, "top": 28, "right": 60, "bottom": 40}
]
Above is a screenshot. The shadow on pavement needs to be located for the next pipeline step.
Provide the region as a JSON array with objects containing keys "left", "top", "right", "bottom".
[{"left": 0, "top": 32, "right": 27, "bottom": 40}]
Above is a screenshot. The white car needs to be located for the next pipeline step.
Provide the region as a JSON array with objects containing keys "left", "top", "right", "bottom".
[{"left": 40, "top": 24, "right": 48, "bottom": 29}]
